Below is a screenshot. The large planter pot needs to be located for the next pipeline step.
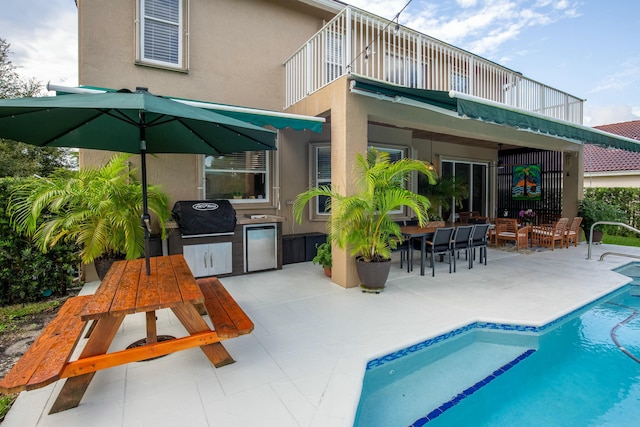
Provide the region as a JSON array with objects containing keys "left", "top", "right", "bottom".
[
  {"left": 94, "top": 254, "right": 126, "bottom": 281},
  {"left": 585, "top": 229, "right": 603, "bottom": 244},
  {"left": 356, "top": 257, "right": 392, "bottom": 292},
  {"left": 94, "top": 257, "right": 115, "bottom": 281}
]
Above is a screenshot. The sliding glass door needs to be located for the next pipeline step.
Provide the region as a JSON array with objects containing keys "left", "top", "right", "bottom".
[{"left": 441, "top": 160, "right": 488, "bottom": 222}]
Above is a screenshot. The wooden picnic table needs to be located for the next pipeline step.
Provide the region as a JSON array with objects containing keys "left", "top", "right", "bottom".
[{"left": 0, "top": 254, "right": 253, "bottom": 414}]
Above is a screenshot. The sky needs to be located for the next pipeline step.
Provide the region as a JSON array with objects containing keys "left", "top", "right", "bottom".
[{"left": 1, "top": 0, "right": 639, "bottom": 127}]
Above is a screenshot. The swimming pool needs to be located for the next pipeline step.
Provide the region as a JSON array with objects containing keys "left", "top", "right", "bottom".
[{"left": 355, "top": 264, "right": 640, "bottom": 427}]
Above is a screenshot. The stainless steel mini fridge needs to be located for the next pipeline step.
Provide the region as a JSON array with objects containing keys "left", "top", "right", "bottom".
[{"left": 243, "top": 223, "right": 277, "bottom": 272}]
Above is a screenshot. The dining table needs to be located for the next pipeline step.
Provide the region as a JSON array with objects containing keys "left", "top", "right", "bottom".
[{"left": 399, "top": 225, "right": 438, "bottom": 276}]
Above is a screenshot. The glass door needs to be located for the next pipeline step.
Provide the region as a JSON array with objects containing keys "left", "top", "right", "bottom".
[{"left": 441, "top": 160, "right": 488, "bottom": 222}]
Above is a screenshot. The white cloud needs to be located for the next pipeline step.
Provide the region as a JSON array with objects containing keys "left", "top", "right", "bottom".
[
  {"left": 1, "top": 1, "right": 78, "bottom": 88},
  {"left": 590, "top": 59, "right": 640, "bottom": 94},
  {"left": 350, "top": 0, "right": 581, "bottom": 59},
  {"left": 584, "top": 104, "right": 640, "bottom": 127},
  {"left": 456, "top": 0, "right": 478, "bottom": 7}
]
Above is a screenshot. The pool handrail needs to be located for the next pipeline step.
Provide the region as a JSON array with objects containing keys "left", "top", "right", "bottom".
[{"left": 587, "top": 221, "right": 640, "bottom": 260}]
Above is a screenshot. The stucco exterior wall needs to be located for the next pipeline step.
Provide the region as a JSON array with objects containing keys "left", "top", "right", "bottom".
[
  {"left": 78, "top": 0, "right": 333, "bottom": 109},
  {"left": 582, "top": 172, "right": 640, "bottom": 190},
  {"left": 77, "top": 0, "right": 333, "bottom": 216}
]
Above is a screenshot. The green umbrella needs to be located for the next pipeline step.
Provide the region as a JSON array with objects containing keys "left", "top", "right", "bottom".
[{"left": 0, "top": 87, "right": 277, "bottom": 274}]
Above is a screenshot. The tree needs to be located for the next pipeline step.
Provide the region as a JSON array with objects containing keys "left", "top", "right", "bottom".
[
  {"left": 0, "top": 38, "right": 41, "bottom": 99},
  {"left": 0, "top": 38, "right": 77, "bottom": 177}
]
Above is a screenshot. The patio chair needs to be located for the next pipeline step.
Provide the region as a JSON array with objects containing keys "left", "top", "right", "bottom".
[
  {"left": 452, "top": 225, "right": 474, "bottom": 272},
  {"left": 467, "top": 216, "right": 488, "bottom": 224},
  {"left": 531, "top": 217, "right": 569, "bottom": 250},
  {"left": 394, "top": 239, "right": 411, "bottom": 272},
  {"left": 564, "top": 217, "right": 582, "bottom": 248},
  {"left": 495, "top": 218, "right": 529, "bottom": 250},
  {"left": 393, "top": 219, "right": 418, "bottom": 271},
  {"left": 425, "top": 227, "right": 454, "bottom": 277},
  {"left": 469, "top": 223, "right": 490, "bottom": 267}
]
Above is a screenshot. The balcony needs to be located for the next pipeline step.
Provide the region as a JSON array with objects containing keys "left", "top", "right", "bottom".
[{"left": 284, "top": 6, "right": 583, "bottom": 124}]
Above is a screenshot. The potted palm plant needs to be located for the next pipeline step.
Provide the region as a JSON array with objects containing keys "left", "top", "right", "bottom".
[
  {"left": 312, "top": 242, "right": 332, "bottom": 277},
  {"left": 418, "top": 175, "right": 467, "bottom": 220},
  {"left": 293, "top": 148, "right": 436, "bottom": 291},
  {"left": 9, "top": 153, "right": 171, "bottom": 279},
  {"left": 578, "top": 198, "right": 626, "bottom": 243}
]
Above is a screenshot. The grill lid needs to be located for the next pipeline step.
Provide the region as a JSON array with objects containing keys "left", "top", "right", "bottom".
[{"left": 172, "top": 200, "right": 237, "bottom": 235}]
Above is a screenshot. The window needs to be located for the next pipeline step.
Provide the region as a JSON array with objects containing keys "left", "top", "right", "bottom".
[
  {"left": 204, "top": 151, "right": 269, "bottom": 203},
  {"left": 385, "top": 54, "right": 419, "bottom": 88},
  {"left": 315, "top": 146, "right": 331, "bottom": 215},
  {"left": 139, "top": 0, "right": 184, "bottom": 68},
  {"left": 312, "top": 144, "right": 407, "bottom": 216},
  {"left": 325, "top": 31, "right": 343, "bottom": 83},
  {"left": 450, "top": 71, "right": 468, "bottom": 93}
]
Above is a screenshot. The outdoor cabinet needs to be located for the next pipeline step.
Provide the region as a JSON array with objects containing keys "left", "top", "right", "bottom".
[{"left": 182, "top": 242, "right": 232, "bottom": 277}]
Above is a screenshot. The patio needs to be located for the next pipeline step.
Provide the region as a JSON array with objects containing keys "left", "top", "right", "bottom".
[{"left": 3, "top": 242, "right": 638, "bottom": 427}]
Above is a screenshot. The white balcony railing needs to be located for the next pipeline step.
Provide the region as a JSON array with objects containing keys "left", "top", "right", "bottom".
[{"left": 284, "top": 6, "right": 583, "bottom": 124}]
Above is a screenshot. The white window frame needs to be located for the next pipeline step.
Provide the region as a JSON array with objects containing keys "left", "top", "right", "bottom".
[
  {"left": 450, "top": 71, "right": 468, "bottom": 93},
  {"left": 138, "top": 0, "right": 187, "bottom": 69},
  {"left": 203, "top": 151, "right": 270, "bottom": 204},
  {"left": 325, "top": 31, "right": 343, "bottom": 83},
  {"left": 310, "top": 143, "right": 409, "bottom": 217},
  {"left": 440, "top": 158, "right": 490, "bottom": 220},
  {"left": 385, "top": 53, "right": 419, "bottom": 88}
]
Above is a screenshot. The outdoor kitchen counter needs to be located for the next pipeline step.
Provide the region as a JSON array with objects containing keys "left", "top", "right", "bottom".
[
  {"left": 236, "top": 215, "right": 284, "bottom": 225},
  {"left": 167, "top": 216, "right": 283, "bottom": 278},
  {"left": 166, "top": 214, "right": 284, "bottom": 229}
]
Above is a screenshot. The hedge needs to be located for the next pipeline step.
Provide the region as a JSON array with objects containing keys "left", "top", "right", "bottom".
[
  {"left": 0, "top": 178, "right": 80, "bottom": 306},
  {"left": 583, "top": 188, "right": 640, "bottom": 236}
]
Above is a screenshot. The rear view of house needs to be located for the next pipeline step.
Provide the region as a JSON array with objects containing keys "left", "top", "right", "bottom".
[{"left": 75, "top": 0, "right": 640, "bottom": 287}]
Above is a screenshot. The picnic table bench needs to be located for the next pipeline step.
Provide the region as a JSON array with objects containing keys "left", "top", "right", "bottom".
[
  {"left": 0, "top": 295, "right": 92, "bottom": 395},
  {"left": 0, "top": 255, "right": 253, "bottom": 414}
]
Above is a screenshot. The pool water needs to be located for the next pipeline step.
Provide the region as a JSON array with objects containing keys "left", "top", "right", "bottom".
[{"left": 355, "top": 265, "right": 640, "bottom": 427}]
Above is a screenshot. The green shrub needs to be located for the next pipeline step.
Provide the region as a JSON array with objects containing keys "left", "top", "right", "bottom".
[
  {"left": 583, "top": 188, "right": 640, "bottom": 236},
  {"left": 0, "top": 178, "right": 79, "bottom": 306}
]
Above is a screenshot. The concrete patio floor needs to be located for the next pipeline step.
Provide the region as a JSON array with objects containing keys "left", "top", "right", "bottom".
[{"left": 3, "top": 242, "right": 639, "bottom": 427}]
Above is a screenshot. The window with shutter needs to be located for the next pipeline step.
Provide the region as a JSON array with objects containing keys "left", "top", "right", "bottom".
[
  {"left": 139, "top": 0, "right": 185, "bottom": 69},
  {"left": 204, "top": 151, "right": 270, "bottom": 203},
  {"left": 311, "top": 144, "right": 408, "bottom": 216}
]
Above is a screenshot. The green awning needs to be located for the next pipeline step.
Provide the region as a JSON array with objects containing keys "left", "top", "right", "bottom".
[
  {"left": 349, "top": 75, "right": 640, "bottom": 152},
  {"left": 49, "top": 84, "right": 325, "bottom": 133}
]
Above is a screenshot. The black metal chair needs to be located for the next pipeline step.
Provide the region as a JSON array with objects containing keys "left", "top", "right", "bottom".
[
  {"left": 469, "top": 224, "right": 490, "bottom": 267},
  {"left": 394, "top": 239, "right": 411, "bottom": 272},
  {"left": 393, "top": 220, "right": 417, "bottom": 272},
  {"left": 452, "top": 225, "right": 474, "bottom": 272},
  {"left": 425, "top": 227, "right": 454, "bottom": 277}
]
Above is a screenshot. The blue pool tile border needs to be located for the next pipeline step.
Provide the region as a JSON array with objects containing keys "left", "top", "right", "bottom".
[
  {"left": 359, "top": 268, "right": 637, "bottom": 427},
  {"left": 365, "top": 284, "right": 631, "bottom": 371},
  {"left": 409, "top": 349, "right": 536, "bottom": 427}
]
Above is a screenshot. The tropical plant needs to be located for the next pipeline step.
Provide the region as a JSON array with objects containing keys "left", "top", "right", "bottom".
[
  {"left": 418, "top": 175, "right": 467, "bottom": 217},
  {"left": 293, "top": 148, "right": 436, "bottom": 262},
  {"left": 312, "top": 242, "right": 332, "bottom": 268},
  {"left": 578, "top": 198, "right": 626, "bottom": 236},
  {"left": 8, "top": 153, "right": 171, "bottom": 265}
]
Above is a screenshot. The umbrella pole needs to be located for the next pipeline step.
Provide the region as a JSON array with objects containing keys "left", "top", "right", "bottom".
[{"left": 140, "top": 112, "right": 151, "bottom": 275}]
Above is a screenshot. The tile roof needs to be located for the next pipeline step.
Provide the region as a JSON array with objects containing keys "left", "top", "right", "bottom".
[{"left": 585, "top": 120, "right": 640, "bottom": 172}]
